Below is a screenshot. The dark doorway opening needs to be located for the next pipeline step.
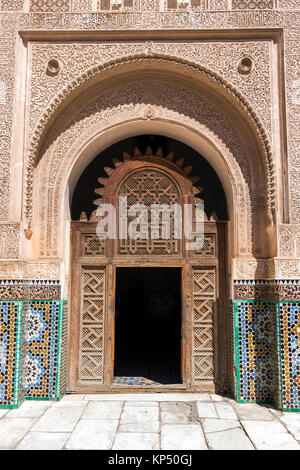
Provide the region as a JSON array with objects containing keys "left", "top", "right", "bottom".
[{"left": 114, "top": 267, "right": 182, "bottom": 385}]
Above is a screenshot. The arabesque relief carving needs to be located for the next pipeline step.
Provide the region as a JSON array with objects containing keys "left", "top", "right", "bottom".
[
  {"left": 27, "top": 54, "right": 275, "bottom": 235},
  {"left": 35, "top": 76, "right": 272, "bottom": 259}
]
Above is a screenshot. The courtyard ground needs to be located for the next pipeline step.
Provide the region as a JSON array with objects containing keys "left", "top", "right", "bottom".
[{"left": 0, "top": 393, "right": 299, "bottom": 450}]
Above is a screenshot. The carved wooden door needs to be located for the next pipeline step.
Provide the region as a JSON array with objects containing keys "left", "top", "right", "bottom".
[{"left": 68, "top": 150, "right": 228, "bottom": 393}]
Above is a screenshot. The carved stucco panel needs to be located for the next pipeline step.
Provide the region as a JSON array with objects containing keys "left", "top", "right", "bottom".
[
  {"left": 0, "top": 15, "right": 17, "bottom": 221},
  {"left": 284, "top": 28, "right": 300, "bottom": 222},
  {"left": 0, "top": 1, "right": 24, "bottom": 10},
  {"left": 274, "top": 259, "right": 300, "bottom": 279},
  {"left": 234, "top": 258, "right": 276, "bottom": 280},
  {"left": 0, "top": 224, "right": 20, "bottom": 259},
  {"left": 0, "top": 153, "right": 10, "bottom": 221},
  {"left": 279, "top": 224, "right": 300, "bottom": 258},
  {"left": 16, "top": 10, "right": 300, "bottom": 32},
  {"left": 29, "top": 41, "right": 272, "bottom": 140},
  {"left": 0, "top": 262, "right": 60, "bottom": 279},
  {"left": 234, "top": 258, "right": 300, "bottom": 280},
  {"left": 278, "top": 1, "right": 300, "bottom": 10}
]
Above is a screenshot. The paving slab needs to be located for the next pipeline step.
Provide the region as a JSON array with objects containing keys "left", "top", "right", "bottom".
[
  {"left": 0, "top": 409, "right": 8, "bottom": 418},
  {"left": 124, "top": 401, "right": 159, "bottom": 407},
  {"left": 82, "top": 401, "right": 123, "bottom": 420},
  {"left": 161, "top": 424, "right": 207, "bottom": 450},
  {"left": 206, "top": 427, "right": 254, "bottom": 450},
  {"left": 279, "top": 413, "right": 300, "bottom": 440},
  {"left": 120, "top": 405, "right": 159, "bottom": 424},
  {"left": 233, "top": 403, "right": 274, "bottom": 421},
  {"left": 201, "top": 418, "right": 241, "bottom": 434},
  {"left": 113, "top": 432, "right": 160, "bottom": 450},
  {"left": 16, "top": 432, "right": 70, "bottom": 450},
  {"left": 65, "top": 419, "right": 119, "bottom": 450},
  {"left": 83, "top": 393, "right": 211, "bottom": 402},
  {"left": 215, "top": 402, "right": 237, "bottom": 420},
  {"left": 161, "top": 410, "right": 190, "bottom": 424},
  {"left": 31, "top": 401, "right": 87, "bottom": 433},
  {"left": 160, "top": 402, "right": 192, "bottom": 424},
  {"left": 0, "top": 418, "right": 35, "bottom": 449},
  {"left": 60, "top": 394, "right": 86, "bottom": 401},
  {"left": 6, "top": 401, "right": 51, "bottom": 418},
  {"left": 242, "top": 420, "right": 300, "bottom": 450},
  {"left": 119, "top": 421, "right": 160, "bottom": 433},
  {"left": 196, "top": 402, "right": 218, "bottom": 418}
]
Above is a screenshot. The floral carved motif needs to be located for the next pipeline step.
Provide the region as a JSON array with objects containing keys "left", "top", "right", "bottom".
[
  {"left": 232, "top": 0, "right": 274, "bottom": 9},
  {"left": 0, "top": 1, "right": 23, "bottom": 10},
  {"left": 0, "top": 262, "right": 60, "bottom": 279},
  {"left": 279, "top": 224, "right": 300, "bottom": 258},
  {"left": 29, "top": 0, "right": 71, "bottom": 12},
  {"left": 208, "top": 0, "right": 229, "bottom": 9},
  {"left": 234, "top": 258, "right": 276, "bottom": 280}
]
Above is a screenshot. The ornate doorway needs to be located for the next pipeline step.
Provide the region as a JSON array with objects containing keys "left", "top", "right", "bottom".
[{"left": 68, "top": 137, "right": 229, "bottom": 393}]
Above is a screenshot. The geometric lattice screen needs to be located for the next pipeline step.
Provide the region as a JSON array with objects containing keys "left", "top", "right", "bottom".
[
  {"left": 0, "top": 300, "right": 67, "bottom": 409},
  {"left": 192, "top": 267, "right": 215, "bottom": 385},
  {"left": 79, "top": 267, "right": 105, "bottom": 384},
  {"left": 118, "top": 169, "right": 181, "bottom": 256}
]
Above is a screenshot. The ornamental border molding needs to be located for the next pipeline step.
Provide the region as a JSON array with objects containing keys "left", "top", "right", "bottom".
[{"left": 26, "top": 53, "right": 276, "bottom": 225}]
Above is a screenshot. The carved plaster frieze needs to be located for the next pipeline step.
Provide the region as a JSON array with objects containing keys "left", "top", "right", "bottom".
[
  {"left": 29, "top": 1, "right": 71, "bottom": 12},
  {"left": 17, "top": 10, "right": 300, "bottom": 32},
  {"left": 234, "top": 258, "right": 275, "bottom": 280},
  {"left": 234, "top": 257, "right": 300, "bottom": 280},
  {"left": 274, "top": 258, "right": 300, "bottom": 279},
  {"left": 0, "top": 261, "right": 61, "bottom": 279}
]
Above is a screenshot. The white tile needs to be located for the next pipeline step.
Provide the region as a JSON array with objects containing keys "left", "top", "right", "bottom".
[
  {"left": 242, "top": 420, "right": 300, "bottom": 450},
  {"left": 6, "top": 401, "right": 51, "bottom": 418},
  {"left": 215, "top": 402, "right": 237, "bottom": 420},
  {"left": 161, "top": 424, "right": 207, "bottom": 450},
  {"left": 119, "top": 421, "right": 160, "bottom": 433},
  {"left": 82, "top": 401, "right": 123, "bottom": 420},
  {"left": 279, "top": 413, "right": 300, "bottom": 440},
  {"left": 0, "top": 418, "right": 35, "bottom": 449},
  {"left": 206, "top": 428, "right": 254, "bottom": 450},
  {"left": 65, "top": 419, "right": 119, "bottom": 450},
  {"left": 201, "top": 418, "right": 240, "bottom": 434},
  {"left": 0, "top": 409, "right": 8, "bottom": 418},
  {"left": 32, "top": 402, "right": 87, "bottom": 432},
  {"left": 121, "top": 406, "right": 159, "bottom": 424},
  {"left": 113, "top": 432, "right": 160, "bottom": 450},
  {"left": 234, "top": 403, "right": 274, "bottom": 421},
  {"left": 196, "top": 402, "right": 217, "bottom": 418},
  {"left": 16, "top": 432, "right": 70, "bottom": 450}
]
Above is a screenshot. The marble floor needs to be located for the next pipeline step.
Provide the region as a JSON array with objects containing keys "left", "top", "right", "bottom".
[{"left": 0, "top": 393, "right": 300, "bottom": 450}]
